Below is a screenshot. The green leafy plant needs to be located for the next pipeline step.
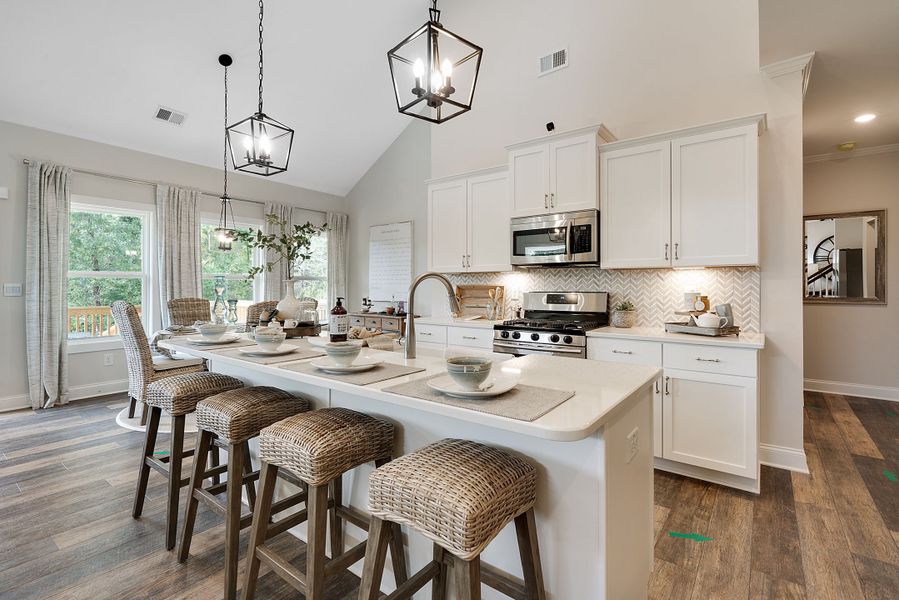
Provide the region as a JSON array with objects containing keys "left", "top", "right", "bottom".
[
  {"left": 235, "top": 213, "right": 324, "bottom": 281},
  {"left": 613, "top": 300, "right": 636, "bottom": 312}
]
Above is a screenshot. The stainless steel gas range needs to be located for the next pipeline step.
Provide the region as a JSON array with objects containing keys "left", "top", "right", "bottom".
[{"left": 492, "top": 291, "right": 609, "bottom": 358}]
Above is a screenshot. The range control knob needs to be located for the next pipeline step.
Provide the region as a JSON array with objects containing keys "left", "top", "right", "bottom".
[
  {"left": 530, "top": 333, "right": 540, "bottom": 341},
  {"left": 500, "top": 331, "right": 510, "bottom": 338},
  {"left": 550, "top": 334, "right": 560, "bottom": 343},
  {"left": 512, "top": 331, "right": 521, "bottom": 339},
  {"left": 563, "top": 335, "right": 573, "bottom": 344}
]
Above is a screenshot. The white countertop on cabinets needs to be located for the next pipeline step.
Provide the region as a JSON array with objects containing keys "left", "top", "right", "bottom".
[
  {"left": 413, "top": 316, "right": 504, "bottom": 329},
  {"left": 586, "top": 326, "right": 765, "bottom": 349}
]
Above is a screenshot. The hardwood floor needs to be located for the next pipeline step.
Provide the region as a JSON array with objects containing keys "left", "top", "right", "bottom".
[{"left": 0, "top": 391, "right": 897, "bottom": 599}]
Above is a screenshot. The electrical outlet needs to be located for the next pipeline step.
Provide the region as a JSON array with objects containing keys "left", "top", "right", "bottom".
[
  {"left": 103, "top": 353, "right": 114, "bottom": 367},
  {"left": 626, "top": 427, "right": 639, "bottom": 463},
  {"left": 3, "top": 283, "right": 22, "bottom": 297}
]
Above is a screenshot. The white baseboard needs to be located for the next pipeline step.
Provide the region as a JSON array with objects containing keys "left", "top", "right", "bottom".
[
  {"left": 0, "top": 379, "right": 128, "bottom": 413},
  {"left": 760, "top": 443, "right": 809, "bottom": 474},
  {"left": 804, "top": 378, "right": 899, "bottom": 403}
]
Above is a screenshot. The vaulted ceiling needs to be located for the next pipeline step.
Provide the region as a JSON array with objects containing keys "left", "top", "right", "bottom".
[{"left": 0, "top": 0, "right": 426, "bottom": 195}]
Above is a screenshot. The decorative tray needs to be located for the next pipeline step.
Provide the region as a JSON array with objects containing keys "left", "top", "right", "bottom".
[
  {"left": 281, "top": 323, "right": 321, "bottom": 339},
  {"left": 664, "top": 321, "right": 741, "bottom": 337}
]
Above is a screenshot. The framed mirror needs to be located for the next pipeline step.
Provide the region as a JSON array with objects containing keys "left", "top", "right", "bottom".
[{"left": 804, "top": 210, "right": 886, "bottom": 304}]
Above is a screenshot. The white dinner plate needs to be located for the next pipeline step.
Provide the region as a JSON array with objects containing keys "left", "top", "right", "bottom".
[
  {"left": 310, "top": 357, "right": 383, "bottom": 374},
  {"left": 427, "top": 372, "right": 520, "bottom": 399},
  {"left": 238, "top": 345, "right": 296, "bottom": 357},
  {"left": 187, "top": 334, "right": 241, "bottom": 345}
]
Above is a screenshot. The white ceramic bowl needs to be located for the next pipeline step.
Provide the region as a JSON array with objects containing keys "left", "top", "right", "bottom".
[
  {"left": 255, "top": 332, "right": 286, "bottom": 352},
  {"left": 197, "top": 323, "right": 229, "bottom": 341},
  {"left": 445, "top": 356, "right": 493, "bottom": 390},
  {"left": 325, "top": 342, "right": 362, "bottom": 366}
]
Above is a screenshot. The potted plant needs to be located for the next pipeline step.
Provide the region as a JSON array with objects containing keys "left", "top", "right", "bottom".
[
  {"left": 236, "top": 213, "right": 324, "bottom": 316},
  {"left": 611, "top": 300, "right": 637, "bottom": 328}
]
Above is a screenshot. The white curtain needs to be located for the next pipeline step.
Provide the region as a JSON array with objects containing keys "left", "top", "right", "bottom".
[
  {"left": 327, "top": 212, "right": 349, "bottom": 309},
  {"left": 25, "top": 161, "right": 71, "bottom": 409},
  {"left": 263, "top": 202, "right": 292, "bottom": 301},
  {"left": 156, "top": 184, "right": 202, "bottom": 327}
]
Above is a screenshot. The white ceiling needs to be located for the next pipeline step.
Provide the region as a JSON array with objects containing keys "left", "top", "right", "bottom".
[
  {"left": 760, "top": 0, "right": 899, "bottom": 156},
  {"left": 0, "top": 0, "right": 426, "bottom": 196}
]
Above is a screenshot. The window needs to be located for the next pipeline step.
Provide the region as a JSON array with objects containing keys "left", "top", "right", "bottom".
[
  {"left": 68, "top": 202, "right": 150, "bottom": 339},
  {"left": 293, "top": 230, "right": 329, "bottom": 322},
  {"left": 200, "top": 222, "right": 261, "bottom": 323}
]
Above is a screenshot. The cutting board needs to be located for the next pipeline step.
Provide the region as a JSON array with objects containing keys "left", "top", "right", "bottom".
[{"left": 454, "top": 284, "right": 504, "bottom": 319}]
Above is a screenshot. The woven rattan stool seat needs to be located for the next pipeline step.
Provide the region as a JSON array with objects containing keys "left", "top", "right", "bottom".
[
  {"left": 259, "top": 408, "right": 394, "bottom": 486},
  {"left": 368, "top": 438, "right": 537, "bottom": 561},
  {"left": 196, "top": 387, "right": 310, "bottom": 444},
  {"left": 146, "top": 372, "right": 243, "bottom": 416}
]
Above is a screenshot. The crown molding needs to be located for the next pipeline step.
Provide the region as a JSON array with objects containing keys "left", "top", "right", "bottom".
[
  {"left": 599, "top": 113, "right": 766, "bottom": 153},
  {"left": 804, "top": 142, "right": 899, "bottom": 164},
  {"left": 505, "top": 123, "right": 617, "bottom": 151},
  {"left": 761, "top": 51, "right": 815, "bottom": 97}
]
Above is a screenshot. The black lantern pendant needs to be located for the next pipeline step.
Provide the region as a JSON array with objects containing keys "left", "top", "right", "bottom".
[
  {"left": 387, "top": 0, "right": 483, "bottom": 124},
  {"left": 216, "top": 54, "right": 237, "bottom": 251},
  {"left": 226, "top": 0, "right": 294, "bottom": 176}
]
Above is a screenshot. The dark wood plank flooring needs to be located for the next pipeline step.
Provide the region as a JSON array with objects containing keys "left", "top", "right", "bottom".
[{"left": 0, "top": 391, "right": 897, "bottom": 599}]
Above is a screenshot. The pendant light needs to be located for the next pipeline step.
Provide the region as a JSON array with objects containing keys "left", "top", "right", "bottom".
[
  {"left": 216, "top": 54, "right": 237, "bottom": 251},
  {"left": 387, "top": 0, "right": 483, "bottom": 124},
  {"left": 226, "top": 0, "right": 294, "bottom": 176}
]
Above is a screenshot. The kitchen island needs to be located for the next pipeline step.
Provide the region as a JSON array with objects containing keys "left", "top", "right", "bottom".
[{"left": 160, "top": 337, "right": 660, "bottom": 599}]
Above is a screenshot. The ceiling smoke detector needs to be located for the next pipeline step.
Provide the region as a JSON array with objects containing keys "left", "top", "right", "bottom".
[
  {"left": 837, "top": 141, "right": 856, "bottom": 152},
  {"left": 155, "top": 106, "right": 186, "bottom": 126}
]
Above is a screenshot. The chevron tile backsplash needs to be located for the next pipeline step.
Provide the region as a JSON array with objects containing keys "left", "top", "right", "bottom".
[{"left": 447, "top": 267, "right": 760, "bottom": 332}]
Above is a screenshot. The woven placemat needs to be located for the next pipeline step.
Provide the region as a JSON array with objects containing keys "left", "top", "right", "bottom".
[
  {"left": 211, "top": 345, "right": 325, "bottom": 365},
  {"left": 382, "top": 374, "right": 575, "bottom": 422},
  {"left": 180, "top": 337, "right": 258, "bottom": 351},
  {"left": 279, "top": 360, "right": 426, "bottom": 386}
]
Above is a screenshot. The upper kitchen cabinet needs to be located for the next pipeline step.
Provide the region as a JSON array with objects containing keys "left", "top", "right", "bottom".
[
  {"left": 427, "top": 166, "right": 512, "bottom": 274},
  {"left": 600, "top": 114, "right": 765, "bottom": 269},
  {"left": 507, "top": 124, "right": 616, "bottom": 218}
]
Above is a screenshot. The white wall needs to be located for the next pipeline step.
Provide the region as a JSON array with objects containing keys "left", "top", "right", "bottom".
[
  {"left": 0, "top": 119, "right": 345, "bottom": 411},
  {"left": 804, "top": 151, "right": 899, "bottom": 396}
]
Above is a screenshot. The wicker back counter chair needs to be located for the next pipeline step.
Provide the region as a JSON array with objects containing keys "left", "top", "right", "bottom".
[
  {"left": 358, "top": 438, "right": 546, "bottom": 600},
  {"left": 133, "top": 371, "right": 244, "bottom": 551},
  {"left": 244, "top": 300, "right": 279, "bottom": 332},
  {"left": 178, "top": 387, "right": 312, "bottom": 600},
  {"left": 167, "top": 297, "right": 212, "bottom": 326},
  {"left": 241, "top": 408, "right": 407, "bottom": 600},
  {"left": 110, "top": 300, "right": 205, "bottom": 425}
]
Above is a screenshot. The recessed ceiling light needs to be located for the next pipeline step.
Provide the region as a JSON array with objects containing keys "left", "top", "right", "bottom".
[
  {"left": 837, "top": 141, "right": 856, "bottom": 152},
  {"left": 854, "top": 113, "right": 876, "bottom": 123}
]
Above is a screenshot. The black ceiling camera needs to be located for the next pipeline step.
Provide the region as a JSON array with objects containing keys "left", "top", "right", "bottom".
[{"left": 546, "top": 122, "right": 555, "bottom": 132}]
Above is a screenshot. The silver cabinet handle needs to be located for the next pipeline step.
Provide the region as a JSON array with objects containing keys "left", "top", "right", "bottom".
[
  {"left": 467, "top": 255, "right": 471, "bottom": 268},
  {"left": 696, "top": 357, "right": 721, "bottom": 363},
  {"left": 655, "top": 379, "right": 660, "bottom": 394},
  {"left": 550, "top": 192, "right": 555, "bottom": 207},
  {"left": 544, "top": 193, "right": 549, "bottom": 209},
  {"left": 664, "top": 376, "right": 670, "bottom": 395},
  {"left": 664, "top": 243, "right": 669, "bottom": 261},
  {"left": 461, "top": 254, "right": 465, "bottom": 268},
  {"left": 420, "top": 331, "right": 432, "bottom": 336},
  {"left": 612, "top": 349, "right": 633, "bottom": 355},
  {"left": 674, "top": 242, "right": 679, "bottom": 260},
  {"left": 462, "top": 335, "right": 477, "bottom": 340}
]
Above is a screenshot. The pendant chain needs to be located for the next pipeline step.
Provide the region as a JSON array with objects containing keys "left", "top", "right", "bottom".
[
  {"left": 223, "top": 65, "right": 229, "bottom": 202},
  {"left": 257, "top": 0, "right": 264, "bottom": 114}
]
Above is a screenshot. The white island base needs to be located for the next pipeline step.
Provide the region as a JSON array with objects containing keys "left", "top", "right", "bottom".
[{"left": 160, "top": 341, "right": 658, "bottom": 599}]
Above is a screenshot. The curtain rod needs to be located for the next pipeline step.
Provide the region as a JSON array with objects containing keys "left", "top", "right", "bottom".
[{"left": 21, "top": 158, "right": 327, "bottom": 215}]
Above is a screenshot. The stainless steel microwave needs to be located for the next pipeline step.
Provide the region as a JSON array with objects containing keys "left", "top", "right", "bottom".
[{"left": 510, "top": 209, "right": 599, "bottom": 266}]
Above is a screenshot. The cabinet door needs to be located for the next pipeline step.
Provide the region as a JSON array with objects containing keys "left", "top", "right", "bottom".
[
  {"left": 549, "top": 133, "right": 598, "bottom": 213},
  {"left": 468, "top": 171, "right": 511, "bottom": 272},
  {"left": 671, "top": 124, "right": 758, "bottom": 266},
  {"left": 428, "top": 180, "right": 468, "bottom": 273},
  {"left": 653, "top": 376, "right": 663, "bottom": 459},
  {"left": 662, "top": 369, "right": 757, "bottom": 478},
  {"left": 509, "top": 144, "right": 550, "bottom": 217},
  {"left": 600, "top": 142, "right": 672, "bottom": 268}
]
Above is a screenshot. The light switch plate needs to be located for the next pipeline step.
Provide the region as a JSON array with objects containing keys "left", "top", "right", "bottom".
[
  {"left": 0, "top": 187, "right": 8, "bottom": 200},
  {"left": 3, "top": 283, "right": 23, "bottom": 297}
]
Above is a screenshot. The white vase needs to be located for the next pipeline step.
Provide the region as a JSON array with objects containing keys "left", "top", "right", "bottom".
[{"left": 276, "top": 278, "right": 304, "bottom": 319}]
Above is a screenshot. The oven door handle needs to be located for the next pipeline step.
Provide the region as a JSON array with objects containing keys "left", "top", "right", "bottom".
[{"left": 493, "top": 341, "right": 584, "bottom": 354}]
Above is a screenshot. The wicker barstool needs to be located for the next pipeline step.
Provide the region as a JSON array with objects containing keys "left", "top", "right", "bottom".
[
  {"left": 244, "top": 300, "right": 279, "bottom": 332},
  {"left": 358, "top": 439, "right": 545, "bottom": 600},
  {"left": 133, "top": 371, "right": 244, "bottom": 551},
  {"left": 178, "top": 387, "right": 311, "bottom": 600},
  {"left": 241, "top": 408, "right": 407, "bottom": 600},
  {"left": 167, "top": 297, "right": 212, "bottom": 326}
]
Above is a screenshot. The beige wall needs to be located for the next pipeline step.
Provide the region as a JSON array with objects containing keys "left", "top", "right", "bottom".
[
  {"left": 804, "top": 151, "right": 899, "bottom": 394},
  {"left": 0, "top": 120, "right": 344, "bottom": 411}
]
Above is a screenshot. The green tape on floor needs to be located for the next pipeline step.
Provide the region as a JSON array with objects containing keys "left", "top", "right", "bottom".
[
  {"left": 668, "top": 531, "right": 713, "bottom": 542},
  {"left": 885, "top": 409, "right": 897, "bottom": 418},
  {"left": 153, "top": 451, "right": 170, "bottom": 456},
  {"left": 804, "top": 404, "right": 822, "bottom": 411},
  {"left": 884, "top": 469, "right": 898, "bottom": 483}
]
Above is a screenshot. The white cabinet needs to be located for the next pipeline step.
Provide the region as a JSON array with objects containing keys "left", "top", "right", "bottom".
[
  {"left": 508, "top": 126, "right": 613, "bottom": 218},
  {"left": 599, "top": 115, "right": 763, "bottom": 269},
  {"left": 427, "top": 167, "right": 511, "bottom": 273}
]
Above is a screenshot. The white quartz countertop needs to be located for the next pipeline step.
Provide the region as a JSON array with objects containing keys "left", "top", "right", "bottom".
[
  {"left": 413, "top": 316, "right": 504, "bottom": 329},
  {"left": 160, "top": 337, "right": 660, "bottom": 442},
  {"left": 586, "top": 326, "right": 765, "bottom": 349}
]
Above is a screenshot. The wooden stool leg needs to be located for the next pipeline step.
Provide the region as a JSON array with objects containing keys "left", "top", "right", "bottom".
[
  {"left": 132, "top": 405, "right": 161, "bottom": 518},
  {"left": 223, "top": 442, "right": 245, "bottom": 600},
  {"left": 209, "top": 443, "right": 221, "bottom": 486},
  {"left": 306, "top": 483, "right": 330, "bottom": 600},
  {"left": 242, "top": 461, "right": 278, "bottom": 600},
  {"left": 431, "top": 544, "right": 448, "bottom": 600},
  {"left": 329, "top": 474, "right": 344, "bottom": 557},
  {"left": 453, "top": 555, "right": 481, "bottom": 600},
  {"left": 177, "top": 430, "right": 212, "bottom": 562},
  {"left": 389, "top": 522, "right": 409, "bottom": 586},
  {"left": 140, "top": 399, "right": 149, "bottom": 426},
  {"left": 242, "top": 442, "right": 256, "bottom": 511},
  {"left": 127, "top": 396, "right": 137, "bottom": 419},
  {"left": 514, "top": 509, "right": 546, "bottom": 600},
  {"left": 358, "top": 516, "right": 391, "bottom": 600},
  {"left": 165, "top": 414, "right": 186, "bottom": 551}
]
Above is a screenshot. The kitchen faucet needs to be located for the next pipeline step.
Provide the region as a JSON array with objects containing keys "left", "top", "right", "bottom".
[{"left": 403, "top": 272, "right": 461, "bottom": 359}]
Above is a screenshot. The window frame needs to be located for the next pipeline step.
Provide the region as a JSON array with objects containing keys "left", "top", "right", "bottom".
[
  {"left": 291, "top": 229, "right": 329, "bottom": 322},
  {"left": 199, "top": 213, "right": 265, "bottom": 304},
  {"left": 67, "top": 196, "right": 154, "bottom": 352}
]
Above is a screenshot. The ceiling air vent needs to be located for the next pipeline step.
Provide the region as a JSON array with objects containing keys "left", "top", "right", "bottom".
[
  {"left": 155, "top": 106, "right": 186, "bottom": 126},
  {"left": 538, "top": 48, "right": 568, "bottom": 77}
]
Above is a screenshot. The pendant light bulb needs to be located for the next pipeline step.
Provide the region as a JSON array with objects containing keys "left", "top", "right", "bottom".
[
  {"left": 441, "top": 58, "right": 453, "bottom": 77},
  {"left": 430, "top": 71, "right": 442, "bottom": 92},
  {"left": 413, "top": 59, "right": 424, "bottom": 78}
]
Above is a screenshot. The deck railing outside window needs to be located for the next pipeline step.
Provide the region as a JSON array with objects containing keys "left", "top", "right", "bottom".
[{"left": 68, "top": 305, "right": 141, "bottom": 338}]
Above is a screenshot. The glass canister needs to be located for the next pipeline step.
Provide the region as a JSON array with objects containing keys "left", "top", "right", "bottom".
[
  {"left": 226, "top": 299, "right": 239, "bottom": 324},
  {"left": 212, "top": 275, "right": 227, "bottom": 324}
]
